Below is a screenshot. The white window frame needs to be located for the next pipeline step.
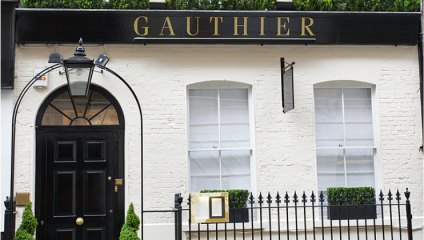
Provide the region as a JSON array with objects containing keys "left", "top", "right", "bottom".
[
  {"left": 313, "top": 81, "right": 380, "bottom": 194},
  {"left": 187, "top": 82, "right": 255, "bottom": 193}
]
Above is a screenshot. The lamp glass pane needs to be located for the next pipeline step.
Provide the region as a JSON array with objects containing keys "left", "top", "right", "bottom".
[{"left": 65, "top": 63, "right": 92, "bottom": 97}]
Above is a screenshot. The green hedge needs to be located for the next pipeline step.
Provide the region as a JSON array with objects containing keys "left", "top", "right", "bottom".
[
  {"left": 200, "top": 189, "right": 249, "bottom": 208},
  {"left": 20, "top": 0, "right": 420, "bottom": 11},
  {"left": 327, "top": 187, "right": 376, "bottom": 206},
  {"left": 21, "top": 0, "right": 149, "bottom": 9},
  {"left": 293, "top": 0, "right": 419, "bottom": 11}
]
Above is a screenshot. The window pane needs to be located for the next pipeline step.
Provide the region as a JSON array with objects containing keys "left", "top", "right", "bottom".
[
  {"left": 73, "top": 92, "right": 91, "bottom": 117},
  {"left": 190, "top": 151, "right": 220, "bottom": 192},
  {"left": 345, "top": 148, "right": 375, "bottom": 188},
  {"left": 90, "top": 105, "right": 119, "bottom": 125},
  {"left": 41, "top": 105, "right": 71, "bottom": 126},
  {"left": 314, "top": 89, "right": 344, "bottom": 147},
  {"left": 71, "top": 118, "right": 90, "bottom": 126},
  {"left": 189, "top": 89, "right": 219, "bottom": 149},
  {"left": 41, "top": 89, "right": 120, "bottom": 126},
  {"left": 50, "top": 91, "right": 76, "bottom": 119},
  {"left": 344, "top": 88, "right": 374, "bottom": 146},
  {"left": 221, "top": 150, "right": 251, "bottom": 191},
  {"left": 85, "top": 91, "right": 111, "bottom": 120},
  {"left": 220, "top": 89, "right": 250, "bottom": 148},
  {"left": 316, "top": 149, "right": 345, "bottom": 192}
]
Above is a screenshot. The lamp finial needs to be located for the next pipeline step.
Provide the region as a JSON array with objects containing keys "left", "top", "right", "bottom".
[{"left": 74, "top": 37, "right": 86, "bottom": 57}]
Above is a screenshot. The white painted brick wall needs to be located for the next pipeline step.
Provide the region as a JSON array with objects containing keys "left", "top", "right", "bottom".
[{"left": 10, "top": 44, "right": 423, "bottom": 237}]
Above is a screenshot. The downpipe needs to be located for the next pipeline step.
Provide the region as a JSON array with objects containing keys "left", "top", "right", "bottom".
[{"left": 419, "top": 10, "right": 424, "bottom": 151}]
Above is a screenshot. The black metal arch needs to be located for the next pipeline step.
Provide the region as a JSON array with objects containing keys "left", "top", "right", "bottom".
[{"left": 7, "top": 63, "right": 144, "bottom": 240}]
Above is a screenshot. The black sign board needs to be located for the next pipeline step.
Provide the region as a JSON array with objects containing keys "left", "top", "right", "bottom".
[
  {"left": 16, "top": 9, "right": 420, "bottom": 45},
  {"left": 2, "top": 1, "right": 18, "bottom": 89},
  {"left": 281, "top": 58, "right": 294, "bottom": 113}
]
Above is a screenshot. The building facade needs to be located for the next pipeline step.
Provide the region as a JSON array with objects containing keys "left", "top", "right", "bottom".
[{"left": 2, "top": 8, "right": 424, "bottom": 240}]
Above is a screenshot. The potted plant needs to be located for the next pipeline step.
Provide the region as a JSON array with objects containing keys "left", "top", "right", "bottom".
[
  {"left": 14, "top": 202, "right": 38, "bottom": 240},
  {"left": 119, "top": 203, "right": 141, "bottom": 240},
  {"left": 201, "top": 189, "right": 249, "bottom": 223},
  {"left": 327, "top": 187, "right": 376, "bottom": 220}
]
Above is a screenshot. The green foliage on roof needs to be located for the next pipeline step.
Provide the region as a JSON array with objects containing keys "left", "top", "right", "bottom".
[
  {"left": 21, "top": 0, "right": 149, "bottom": 9},
  {"left": 20, "top": 0, "right": 420, "bottom": 11},
  {"left": 293, "top": 0, "right": 420, "bottom": 11}
]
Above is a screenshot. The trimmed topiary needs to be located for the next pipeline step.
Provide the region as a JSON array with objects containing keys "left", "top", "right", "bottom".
[
  {"left": 119, "top": 203, "right": 141, "bottom": 240},
  {"left": 327, "top": 187, "right": 376, "bottom": 205},
  {"left": 14, "top": 202, "right": 38, "bottom": 240}
]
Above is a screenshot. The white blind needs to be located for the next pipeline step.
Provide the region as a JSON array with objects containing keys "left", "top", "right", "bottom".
[
  {"left": 314, "top": 88, "right": 375, "bottom": 192},
  {"left": 189, "top": 88, "right": 251, "bottom": 193}
]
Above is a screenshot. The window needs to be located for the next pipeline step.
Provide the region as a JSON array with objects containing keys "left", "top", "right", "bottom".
[
  {"left": 40, "top": 86, "right": 121, "bottom": 126},
  {"left": 314, "top": 88, "right": 376, "bottom": 194},
  {"left": 188, "top": 88, "right": 252, "bottom": 193}
]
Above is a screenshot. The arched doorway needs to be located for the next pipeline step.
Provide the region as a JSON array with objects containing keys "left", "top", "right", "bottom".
[{"left": 35, "top": 85, "right": 125, "bottom": 240}]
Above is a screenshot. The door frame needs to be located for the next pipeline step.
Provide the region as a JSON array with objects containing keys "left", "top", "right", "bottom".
[
  {"left": 34, "top": 85, "right": 126, "bottom": 239},
  {"left": 35, "top": 126, "right": 125, "bottom": 239}
]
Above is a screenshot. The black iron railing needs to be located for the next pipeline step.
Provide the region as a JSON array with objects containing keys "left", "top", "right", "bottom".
[{"left": 143, "top": 189, "right": 414, "bottom": 240}]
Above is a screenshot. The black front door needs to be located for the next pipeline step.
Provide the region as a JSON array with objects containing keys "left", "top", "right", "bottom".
[{"left": 36, "top": 127, "right": 124, "bottom": 240}]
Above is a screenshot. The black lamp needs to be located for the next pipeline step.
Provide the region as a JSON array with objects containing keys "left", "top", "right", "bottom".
[{"left": 63, "top": 38, "right": 94, "bottom": 97}]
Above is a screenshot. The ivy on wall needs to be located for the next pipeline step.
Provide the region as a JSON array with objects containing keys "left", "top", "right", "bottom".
[{"left": 20, "top": 0, "right": 420, "bottom": 11}]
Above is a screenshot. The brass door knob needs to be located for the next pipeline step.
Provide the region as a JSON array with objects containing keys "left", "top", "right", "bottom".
[{"left": 76, "top": 217, "right": 84, "bottom": 225}]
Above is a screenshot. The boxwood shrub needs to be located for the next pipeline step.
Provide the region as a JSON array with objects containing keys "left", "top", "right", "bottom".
[
  {"left": 200, "top": 189, "right": 249, "bottom": 208},
  {"left": 327, "top": 187, "right": 376, "bottom": 206}
]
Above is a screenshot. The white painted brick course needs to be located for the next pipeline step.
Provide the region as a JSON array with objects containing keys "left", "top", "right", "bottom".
[{"left": 10, "top": 44, "right": 423, "bottom": 237}]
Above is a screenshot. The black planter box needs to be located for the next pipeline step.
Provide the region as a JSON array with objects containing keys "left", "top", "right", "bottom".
[
  {"left": 327, "top": 205, "right": 377, "bottom": 220},
  {"left": 229, "top": 208, "right": 249, "bottom": 223}
]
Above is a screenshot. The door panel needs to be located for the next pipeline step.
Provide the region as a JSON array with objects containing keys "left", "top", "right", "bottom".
[
  {"left": 84, "top": 140, "right": 106, "bottom": 162},
  {"left": 56, "top": 141, "right": 76, "bottom": 162},
  {"left": 54, "top": 171, "right": 76, "bottom": 217},
  {"left": 55, "top": 228, "right": 75, "bottom": 240},
  {"left": 84, "top": 170, "right": 106, "bottom": 216},
  {"left": 36, "top": 128, "right": 124, "bottom": 240},
  {"left": 84, "top": 227, "right": 106, "bottom": 239}
]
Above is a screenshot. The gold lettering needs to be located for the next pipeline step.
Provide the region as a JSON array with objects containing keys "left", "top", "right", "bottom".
[
  {"left": 276, "top": 17, "right": 290, "bottom": 36},
  {"left": 134, "top": 16, "right": 149, "bottom": 36},
  {"left": 186, "top": 17, "right": 200, "bottom": 36},
  {"left": 160, "top": 17, "right": 175, "bottom": 36},
  {"left": 233, "top": 17, "right": 248, "bottom": 36},
  {"left": 259, "top": 17, "right": 265, "bottom": 36},
  {"left": 210, "top": 17, "right": 223, "bottom": 36},
  {"left": 301, "top": 17, "right": 315, "bottom": 36}
]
